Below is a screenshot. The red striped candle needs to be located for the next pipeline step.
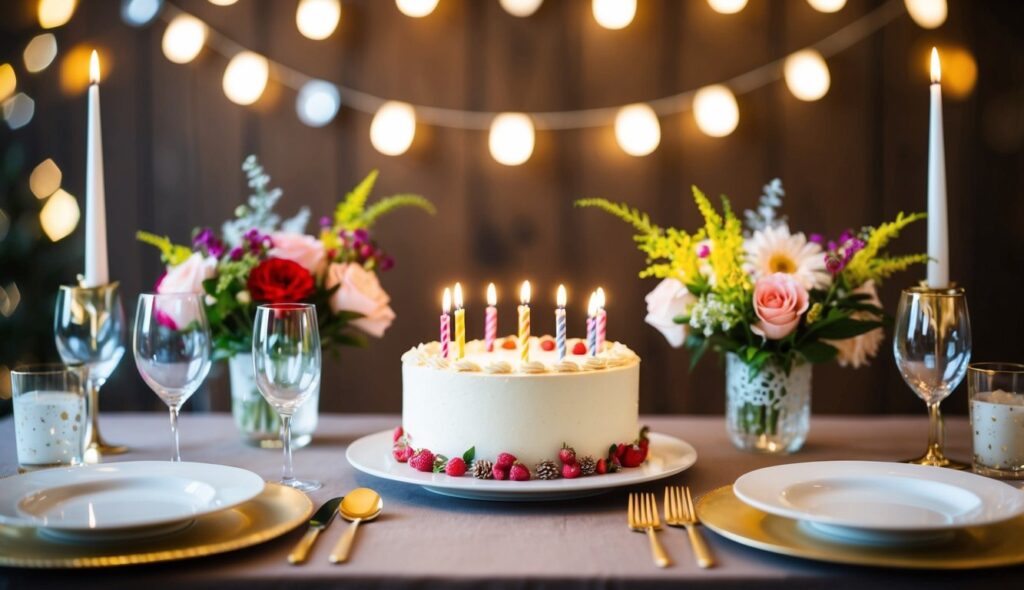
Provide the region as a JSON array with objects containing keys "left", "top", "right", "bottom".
[{"left": 441, "top": 287, "right": 452, "bottom": 359}]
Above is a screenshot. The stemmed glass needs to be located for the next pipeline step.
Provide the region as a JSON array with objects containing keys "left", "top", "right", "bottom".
[
  {"left": 54, "top": 283, "right": 127, "bottom": 458},
  {"left": 893, "top": 286, "right": 972, "bottom": 468},
  {"left": 253, "top": 303, "right": 322, "bottom": 492},
  {"left": 133, "top": 293, "right": 212, "bottom": 462}
]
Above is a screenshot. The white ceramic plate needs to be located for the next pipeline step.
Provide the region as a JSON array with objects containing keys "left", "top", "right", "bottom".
[
  {"left": 346, "top": 430, "right": 697, "bottom": 501},
  {"left": 734, "top": 461, "right": 1024, "bottom": 536},
  {"left": 0, "top": 461, "right": 265, "bottom": 535}
]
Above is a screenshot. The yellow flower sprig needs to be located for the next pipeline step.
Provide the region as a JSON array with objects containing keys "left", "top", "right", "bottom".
[{"left": 843, "top": 212, "right": 927, "bottom": 286}]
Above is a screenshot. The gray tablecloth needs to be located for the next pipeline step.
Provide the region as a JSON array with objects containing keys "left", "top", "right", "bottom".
[{"left": 0, "top": 413, "right": 1019, "bottom": 589}]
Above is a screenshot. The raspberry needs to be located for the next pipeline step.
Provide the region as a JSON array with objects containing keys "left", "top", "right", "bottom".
[
  {"left": 392, "top": 445, "right": 414, "bottom": 463},
  {"left": 501, "top": 338, "right": 517, "bottom": 350},
  {"left": 621, "top": 444, "right": 646, "bottom": 468},
  {"left": 492, "top": 463, "right": 510, "bottom": 480},
  {"left": 540, "top": 339, "right": 555, "bottom": 351},
  {"left": 495, "top": 452, "right": 517, "bottom": 469},
  {"left": 562, "top": 462, "right": 581, "bottom": 479},
  {"left": 572, "top": 341, "right": 587, "bottom": 355},
  {"left": 596, "top": 458, "right": 607, "bottom": 475},
  {"left": 558, "top": 444, "right": 576, "bottom": 466},
  {"left": 509, "top": 462, "right": 531, "bottom": 481},
  {"left": 408, "top": 449, "right": 435, "bottom": 472},
  {"left": 614, "top": 443, "right": 627, "bottom": 459},
  {"left": 445, "top": 457, "right": 467, "bottom": 476},
  {"left": 392, "top": 426, "right": 404, "bottom": 442}
]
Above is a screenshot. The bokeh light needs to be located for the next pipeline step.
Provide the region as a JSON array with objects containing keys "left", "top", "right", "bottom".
[
  {"left": 121, "top": 0, "right": 163, "bottom": 27},
  {"left": 592, "top": 0, "right": 636, "bottom": 30},
  {"left": 296, "top": 79, "right": 340, "bottom": 127},
  {"left": 39, "top": 189, "right": 80, "bottom": 242},
  {"left": 784, "top": 49, "right": 831, "bottom": 101},
  {"left": 30, "top": 159, "right": 62, "bottom": 199},
  {"left": 2, "top": 93, "right": 35, "bottom": 130},
  {"left": 370, "top": 101, "right": 417, "bottom": 156},
  {"left": 162, "top": 14, "right": 207, "bottom": 64},
  {"left": 296, "top": 0, "right": 341, "bottom": 40},
  {"left": 38, "top": 0, "right": 77, "bottom": 29},
  {"left": 615, "top": 103, "right": 661, "bottom": 156},
  {"left": 500, "top": 0, "right": 543, "bottom": 17},
  {"left": 222, "top": 51, "right": 269, "bottom": 106},
  {"left": 924, "top": 45, "right": 977, "bottom": 100},
  {"left": 489, "top": 113, "right": 535, "bottom": 166},
  {"left": 693, "top": 85, "right": 739, "bottom": 137},
  {"left": 905, "top": 0, "right": 947, "bottom": 29},
  {"left": 60, "top": 45, "right": 108, "bottom": 95},
  {"left": 807, "top": 0, "right": 846, "bottom": 12},
  {"left": 23, "top": 34, "right": 58, "bottom": 73},
  {"left": 396, "top": 0, "right": 439, "bottom": 18},
  {"left": 707, "top": 0, "right": 748, "bottom": 15},
  {"left": 0, "top": 65, "right": 15, "bottom": 102},
  {"left": 208, "top": 0, "right": 238, "bottom": 5}
]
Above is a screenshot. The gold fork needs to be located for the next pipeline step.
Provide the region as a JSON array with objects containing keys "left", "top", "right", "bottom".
[
  {"left": 664, "top": 485, "right": 715, "bottom": 568},
  {"left": 628, "top": 492, "right": 671, "bottom": 568}
]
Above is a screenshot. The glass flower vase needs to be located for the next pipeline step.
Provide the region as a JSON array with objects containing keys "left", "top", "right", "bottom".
[
  {"left": 725, "top": 352, "right": 811, "bottom": 454},
  {"left": 229, "top": 353, "right": 318, "bottom": 449}
]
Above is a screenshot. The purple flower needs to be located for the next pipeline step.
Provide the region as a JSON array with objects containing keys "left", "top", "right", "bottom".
[
  {"left": 378, "top": 255, "right": 395, "bottom": 272},
  {"left": 825, "top": 254, "right": 843, "bottom": 275},
  {"left": 229, "top": 246, "right": 244, "bottom": 261},
  {"left": 353, "top": 229, "right": 369, "bottom": 244},
  {"left": 192, "top": 228, "right": 225, "bottom": 258},
  {"left": 319, "top": 216, "right": 332, "bottom": 228},
  {"left": 697, "top": 244, "right": 711, "bottom": 259},
  {"left": 809, "top": 233, "right": 824, "bottom": 244}
]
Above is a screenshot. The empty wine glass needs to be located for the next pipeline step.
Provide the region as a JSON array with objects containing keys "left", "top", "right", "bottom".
[
  {"left": 893, "top": 286, "right": 972, "bottom": 468},
  {"left": 133, "top": 293, "right": 212, "bottom": 462},
  {"left": 253, "top": 303, "right": 322, "bottom": 492}
]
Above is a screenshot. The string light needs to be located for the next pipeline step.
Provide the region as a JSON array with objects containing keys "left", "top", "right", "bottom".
[
  {"left": 807, "top": 0, "right": 847, "bottom": 13},
  {"left": 693, "top": 85, "right": 739, "bottom": 137},
  {"left": 615, "top": 103, "right": 660, "bottom": 156},
  {"left": 121, "top": 0, "right": 163, "bottom": 27},
  {"left": 592, "top": 0, "right": 636, "bottom": 30},
  {"left": 208, "top": 0, "right": 238, "bottom": 5},
  {"left": 222, "top": 51, "right": 269, "bottom": 105},
  {"left": 296, "top": 0, "right": 341, "bottom": 41},
  {"left": 707, "top": 0, "right": 748, "bottom": 15},
  {"left": 38, "top": 0, "right": 77, "bottom": 29},
  {"left": 905, "top": 0, "right": 946, "bottom": 29},
  {"left": 0, "top": 65, "right": 14, "bottom": 103},
  {"left": 39, "top": 189, "right": 80, "bottom": 242},
  {"left": 500, "top": 0, "right": 543, "bottom": 17},
  {"left": 2, "top": 93, "right": 35, "bottom": 130},
  {"left": 30, "top": 159, "right": 62, "bottom": 199},
  {"left": 296, "top": 79, "right": 340, "bottom": 127},
  {"left": 370, "top": 101, "right": 417, "bottom": 155},
  {"left": 784, "top": 49, "right": 831, "bottom": 101},
  {"left": 162, "top": 14, "right": 207, "bottom": 64},
  {"left": 489, "top": 113, "right": 535, "bottom": 166},
  {"left": 396, "top": 0, "right": 439, "bottom": 18}
]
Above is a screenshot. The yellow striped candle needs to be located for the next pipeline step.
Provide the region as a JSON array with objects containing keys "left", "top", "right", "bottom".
[
  {"left": 454, "top": 282, "right": 466, "bottom": 360},
  {"left": 518, "top": 280, "right": 531, "bottom": 363}
]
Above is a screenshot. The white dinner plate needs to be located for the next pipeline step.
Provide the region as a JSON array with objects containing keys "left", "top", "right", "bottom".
[
  {"left": 346, "top": 430, "right": 697, "bottom": 501},
  {"left": 0, "top": 461, "right": 265, "bottom": 536},
  {"left": 733, "top": 461, "right": 1024, "bottom": 538}
]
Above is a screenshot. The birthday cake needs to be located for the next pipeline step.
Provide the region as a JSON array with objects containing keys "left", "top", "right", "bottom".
[{"left": 395, "top": 336, "right": 645, "bottom": 480}]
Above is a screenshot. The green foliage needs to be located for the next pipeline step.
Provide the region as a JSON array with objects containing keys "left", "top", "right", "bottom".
[
  {"left": 333, "top": 170, "right": 434, "bottom": 231},
  {"left": 361, "top": 194, "right": 436, "bottom": 227},
  {"left": 843, "top": 212, "right": 927, "bottom": 286},
  {"left": 135, "top": 231, "right": 192, "bottom": 266},
  {"left": 573, "top": 198, "right": 661, "bottom": 235}
]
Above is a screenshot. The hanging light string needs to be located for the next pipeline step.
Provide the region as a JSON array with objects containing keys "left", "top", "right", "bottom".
[{"left": 160, "top": 0, "right": 906, "bottom": 131}]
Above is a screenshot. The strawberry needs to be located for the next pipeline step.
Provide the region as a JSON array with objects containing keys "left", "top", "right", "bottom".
[
  {"left": 572, "top": 341, "right": 587, "bottom": 355},
  {"left": 492, "top": 463, "right": 510, "bottom": 480},
  {"left": 540, "top": 339, "right": 555, "bottom": 351},
  {"left": 408, "top": 449, "right": 435, "bottom": 472},
  {"left": 392, "top": 426, "right": 404, "bottom": 442},
  {"left": 495, "top": 452, "right": 517, "bottom": 469},
  {"left": 558, "top": 444, "right": 576, "bottom": 466},
  {"left": 445, "top": 457, "right": 467, "bottom": 477},
  {"left": 621, "top": 444, "right": 646, "bottom": 468},
  {"left": 392, "top": 445, "right": 414, "bottom": 463},
  {"left": 501, "top": 338, "right": 517, "bottom": 350},
  {"left": 562, "top": 462, "right": 582, "bottom": 479},
  {"left": 509, "top": 462, "right": 531, "bottom": 481},
  {"left": 596, "top": 458, "right": 607, "bottom": 475}
]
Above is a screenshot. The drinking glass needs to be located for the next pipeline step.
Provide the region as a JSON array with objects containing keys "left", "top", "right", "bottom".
[
  {"left": 968, "top": 363, "right": 1024, "bottom": 478},
  {"left": 253, "top": 303, "right": 322, "bottom": 492},
  {"left": 893, "top": 286, "right": 972, "bottom": 468},
  {"left": 133, "top": 293, "right": 212, "bottom": 461},
  {"left": 54, "top": 283, "right": 127, "bottom": 457},
  {"left": 10, "top": 365, "right": 86, "bottom": 472}
]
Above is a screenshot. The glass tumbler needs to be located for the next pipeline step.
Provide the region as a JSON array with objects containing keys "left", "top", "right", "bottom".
[
  {"left": 968, "top": 363, "right": 1024, "bottom": 478},
  {"left": 10, "top": 365, "right": 86, "bottom": 472}
]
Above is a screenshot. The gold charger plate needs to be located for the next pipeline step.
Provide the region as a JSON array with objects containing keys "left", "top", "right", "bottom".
[
  {"left": 0, "top": 483, "right": 313, "bottom": 569},
  {"left": 696, "top": 485, "right": 1024, "bottom": 570}
]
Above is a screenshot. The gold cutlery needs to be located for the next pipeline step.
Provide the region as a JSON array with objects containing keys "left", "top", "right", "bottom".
[
  {"left": 288, "top": 496, "right": 342, "bottom": 565},
  {"left": 665, "top": 485, "right": 714, "bottom": 568},
  {"left": 628, "top": 492, "right": 671, "bottom": 568},
  {"left": 329, "top": 487, "right": 383, "bottom": 564}
]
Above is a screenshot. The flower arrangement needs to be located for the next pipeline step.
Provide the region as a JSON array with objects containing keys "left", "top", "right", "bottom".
[{"left": 137, "top": 155, "right": 435, "bottom": 360}]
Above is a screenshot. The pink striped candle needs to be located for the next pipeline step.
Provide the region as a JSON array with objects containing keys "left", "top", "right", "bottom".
[
  {"left": 595, "top": 287, "right": 607, "bottom": 353},
  {"left": 485, "top": 283, "right": 497, "bottom": 352},
  {"left": 441, "top": 287, "right": 452, "bottom": 359},
  {"left": 586, "top": 292, "right": 598, "bottom": 356}
]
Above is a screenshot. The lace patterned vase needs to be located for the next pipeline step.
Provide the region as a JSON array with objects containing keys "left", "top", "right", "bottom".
[
  {"left": 229, "top": 353, "right": 318, "bottom": 449},
  {"left": 725, "top": 352, "right": 811, "bottom": 454}
]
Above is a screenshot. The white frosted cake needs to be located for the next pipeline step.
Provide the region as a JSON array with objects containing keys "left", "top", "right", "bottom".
[{"left": 400, "top": 337, "right": 640, "bottom": 468}]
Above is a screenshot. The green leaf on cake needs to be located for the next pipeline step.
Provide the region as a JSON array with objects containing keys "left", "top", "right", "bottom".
[{"left": 462, "top": 446, "right": 475, "bottom": 464}]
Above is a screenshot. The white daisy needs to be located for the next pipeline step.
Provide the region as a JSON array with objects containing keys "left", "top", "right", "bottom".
[{"left": 744, "top": 224, "right": 830, "bottom": 290}]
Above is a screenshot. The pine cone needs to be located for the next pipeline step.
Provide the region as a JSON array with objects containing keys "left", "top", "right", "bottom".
[
  {"left": 472, "top": 459, "right": 494, "bottom": 480},
  {"left": 578, "top": 455, "right": 597, "bottom": 476},
  {"left": 535, "top": 460, "right": 560, "bottom": 480}
]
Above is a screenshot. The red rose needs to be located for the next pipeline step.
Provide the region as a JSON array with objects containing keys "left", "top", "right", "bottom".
[{"left": 247, "top": 258, "right": 315, "bottom": 303}]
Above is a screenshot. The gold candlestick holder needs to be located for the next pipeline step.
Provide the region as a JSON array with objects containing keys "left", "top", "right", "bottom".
[{"left": 54, "top": 281, "right": 128, "bottom": 457}]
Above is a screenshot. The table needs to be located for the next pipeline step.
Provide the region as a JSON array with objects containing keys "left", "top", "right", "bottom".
[{"left": 0, "top": 413, "right": 1019, "bottom": 589}]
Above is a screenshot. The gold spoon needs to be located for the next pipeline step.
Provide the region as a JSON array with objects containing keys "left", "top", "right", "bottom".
[{"left": 328, "top": 487, "right": 383, "bottom": 564}]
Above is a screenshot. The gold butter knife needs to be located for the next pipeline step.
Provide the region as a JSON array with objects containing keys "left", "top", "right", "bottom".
[{"left": 287, "top": 496, "right": 342, "bottom": 565}]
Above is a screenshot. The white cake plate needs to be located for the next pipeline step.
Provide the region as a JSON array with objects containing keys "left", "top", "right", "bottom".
[{"left": 346, "top": 430, "right": 697, "bottom": 501}]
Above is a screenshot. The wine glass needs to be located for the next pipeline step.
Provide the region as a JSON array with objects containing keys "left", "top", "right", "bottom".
[
  {"left": 893, "top": 286, "right": 972, "bottom": 468},
  {"left": 253, "top": 303, "right": 322, "bottom": 492},
  {"left": 133, "top": 293, "right": 212, "bottom": 462},
  {"left": 54, "top": 283, "right": 127, "bottom": 458}
]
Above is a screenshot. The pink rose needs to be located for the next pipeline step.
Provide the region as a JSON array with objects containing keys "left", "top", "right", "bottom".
[
  {"left": 751, "top": 273, "right": 809, "bottom": 340},
  {"left": 325, "top": 263, "right": 396, "bottom": 338},
  {"left": 157, "top": 253, "right": 217, "bottom": 295},
  {"left": 268, "top": 233, "right": 326, "bottom": 274},
  {"left": 644, "top": 278, "right": 695, "bottom": 348}
]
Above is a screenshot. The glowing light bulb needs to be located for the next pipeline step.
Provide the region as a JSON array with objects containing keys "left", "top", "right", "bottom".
[
  {"left": 38, "top": 0, "right": 77, "bottom": 29},
  {"left": 208, "top": 0, "right": 238, "bottom": 5},
  {"left": 592, "top": 0, "right": 636, "bottom": 30},
  {"left": 500, "top": 0, "right": 543, "bottom": 17},
  {"left": 489, "top": 113, "right": 535, "bottom": 166},
  {"left": 296, "top": 79, "right": 340, "bottom": 127},
  {"left": 30, "top": 159, "right": 62, "bottom": 199},
  {"left": 39, "top": 189, "right": 80, "bottom": 241},
  {"left": 0, "top": 65, "right": 15, "bottom": 102},
  {"left": 396, "top": 0, "right": 439, "bottom": 18},
  {"left": 905, "top": 0, "right": 946, "bottom": 29},
  {"left": 222, "top": 52, "right": 269, "bottom": 106},
  {"left": 23, "top": 34, "right": 58, "bottom": 73},
  {"left": 121, "top": 0, "right": 163, "bottom": 26},
  {"left": 784, "top": 49, "right": 830, "bottom": 101},
  {"left": 693, "top": 84, "right": 739, "bottom": 138},
  {"left": 370, "top": 101, "right": 417, "bottom": 156},
  {"left": 707, "top": 0, "right": 747, "bottom": 15},
  {"left": 2, "top": 93, "right": 34, "bottom": 130},
  {"left": 162, "top": 14, "right": 207, "bottom": 64},
  {"left": 296, "top": 0, "right": 341, "bottom": 40},
  {"left": 614, "top": 103, "right": 660, "bottom": 156},
  {"left": 807, "top": 0, "right": 846, "bottom": 12}
]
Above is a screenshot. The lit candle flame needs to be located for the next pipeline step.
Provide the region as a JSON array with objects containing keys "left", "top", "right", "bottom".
[
  {"left": 557, "top": 284, "right": 567, "bottom": 308},
  {"left": 595, "top": 287, "right": 606, "bottom": 308},
  {"left": 520, "top": 280, "right": 531, "bottom": 305},
  {"left": 89, "top": 50, "right": 100, "bottom": 84},
  {"left": 587, "top": 292, "right": 598, "bottom": 317},
  {"left": 453, "top": 282, "right": 464, "bottom": 309},
  {"left": 930, "top": 47, "right": 941, "bottom": 84},
  {"left": 487, "top": 283, "right": 497, "bottom": 306},
  {"left": 442, "top": 287, "right": 452, "bottom": 314}
]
